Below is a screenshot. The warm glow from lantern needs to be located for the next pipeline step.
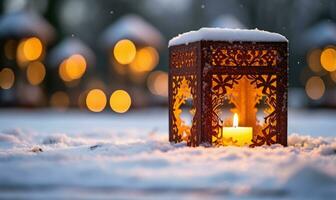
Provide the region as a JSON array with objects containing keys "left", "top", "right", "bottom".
[
  {"left": 305, "top": 76, "right": 325, "bottom": 100},
  {"left": 65, "top": 54, "right": 87, "bottom": 79},
  {"left": 16, "top": 40, "right": 28, "bottom": 67},
  {"left": 307, "top": 49, "right": 322, "bottom": 73},
  {"left": 59, "top": 60, "right": 72, "bottom": 82},
  {"left": 233, "top": 113, "right": 238, "bottom": 127},
  {"left": 22, "top": 37, "right": 43, "bottom": 61},
  {"left": 86, "top": 89, "right": 107, "bottom": 112},
  {"left": 113, "top": 39, "right": 136, "bottom": 64},
  {"left": 50, "top": 91, "right": 70, "bottom": 109},
  {"left": 320, "top": 48, "right": 336, "bottom": 72},
  {"left": 59, "top": 55, "right": 87, "bottom": 82},
  {"left": 222, "top": 113, "right": 253, "bottom": 146},
  {"left": 109, "top": 90, "right": 131, "bottom": 113},
  {"left": 26, "top": 61, "right": 46, "bottom": 85},
  {"left": 0, "top": 68, "right": 15, "bottom": 89},
  {"left": 147, "top": 71, "right": 168, "bottom": 97},
  {"left": 130, "top": 47, "right": 159, "bottom": 72}
]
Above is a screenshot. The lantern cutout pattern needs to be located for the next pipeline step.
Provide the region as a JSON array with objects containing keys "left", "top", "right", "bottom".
[{"left": 169, "top": 28, "right": 288, "bottom": 147}]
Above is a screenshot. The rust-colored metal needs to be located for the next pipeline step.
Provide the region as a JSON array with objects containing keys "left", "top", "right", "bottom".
[{"left": 169, "top": 41, "right": 288, "bottom": 147}]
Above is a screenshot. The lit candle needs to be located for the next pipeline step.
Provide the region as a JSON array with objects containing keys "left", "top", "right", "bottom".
[{"left": 222, "top": 113, "right": 253, "bottom": 146}]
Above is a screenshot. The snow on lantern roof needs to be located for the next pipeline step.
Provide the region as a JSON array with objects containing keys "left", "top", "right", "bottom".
[
  {"left": 47, "top": 38, "right": 95, "bottom": 68},
  {"left": 101, "top": 14, "right": 165, "bottom": 49},
  {"left": 168, "top": 27, "right": 288, "bottom": 47},
  {"left": 0, "top": 10, "right": 55, "bottom": 43}
]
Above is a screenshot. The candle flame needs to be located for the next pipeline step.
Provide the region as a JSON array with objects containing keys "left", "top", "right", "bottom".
[{"left": 233, "top": 113, "right": 238, "bottom": 128}]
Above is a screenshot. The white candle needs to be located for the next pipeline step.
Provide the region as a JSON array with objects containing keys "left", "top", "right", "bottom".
[{"left": 222, "top": 113, "right": 253, "bottom": 146}]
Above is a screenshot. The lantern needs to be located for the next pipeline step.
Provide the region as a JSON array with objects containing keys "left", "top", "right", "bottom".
[{"left": 168, "top": 28, "right": 288, "bottom": 147}]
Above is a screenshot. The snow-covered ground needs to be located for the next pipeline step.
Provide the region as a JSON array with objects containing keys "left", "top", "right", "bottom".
[{"left": 0, "top": 109, "right": 335, "bottom": 200}]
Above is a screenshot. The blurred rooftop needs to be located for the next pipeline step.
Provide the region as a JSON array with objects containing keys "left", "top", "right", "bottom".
[{"left": 0, "top": 0, "right": 336, "bottom": 112}]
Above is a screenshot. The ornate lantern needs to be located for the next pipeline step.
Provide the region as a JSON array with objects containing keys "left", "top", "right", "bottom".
[{"left": 168, "top": 28, "right": 288, "bottom": 147}]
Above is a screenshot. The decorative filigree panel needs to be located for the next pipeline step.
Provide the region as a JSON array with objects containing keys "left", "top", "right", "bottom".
[
  {"left": 169, "top": 40, "right": 288, "bottom": 147},
  {"left": 171, "top": 75, "right": 197, "bottom": 145},
  {"left": 210, "top": 75, "right": 277, "bottom": 146},
  {"left": 205, "top": 44, "right": 279, "bottom": 67},
  {"left": 170, "top": 46, "right": 197, "bottom": 68}
]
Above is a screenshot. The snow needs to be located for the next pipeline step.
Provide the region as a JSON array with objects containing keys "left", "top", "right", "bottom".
[
  {"left": 101, "top": 14, "right": 165, "bottom": 49},
  {"left": 0, "top": 109, "right": 335, "bottom": 199},
  {"left": 168, "top": 27, "right": 288, "bottom": 47}
]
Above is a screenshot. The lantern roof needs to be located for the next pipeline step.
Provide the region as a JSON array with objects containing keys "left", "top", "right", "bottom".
[
  {"left": 0, "top": 10, "right": 55, "bottom": 43},
  {"left": 100, "top": 14, "right": 165, "bottom": 49},
  {"left": 301, "top": 20, "right": 336, "bottom": 49},
  {"left": 168, "top": 27, "right": 288, "bottom": 47},
  {"left": 47, "top": 38, "right": 95, "bottom": 68}
]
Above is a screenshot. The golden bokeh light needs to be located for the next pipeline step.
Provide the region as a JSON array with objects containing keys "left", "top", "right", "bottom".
[
  {"left": 110, "top": 90, "right": 131, "bottom": 113},
  {"left": 129, "top": 47, "right": 159, "bottom": 73},
  {"left": 307, "top": 49, "right": 322, "bottom": 73},
  {"left": 147, "top": 71, "right": 168, "bottom": 97},
  {"left": 305, "top": 76, "right": 325, "bottom": 100},
  {"left": 26, "top": 61, "right": 46, "bottom": 85},
  {"left": 86, "top": 89, "right": 107, "bottom": 112},
  {"left": 22, "top": 37, "right": 43, "bottom": 61},
  {"left": 65, "top": 54, "right": 87, "bottom": 79},
  {"left": 113, "top": 39, "right": 136, "bottom": 64},
  {"left": 0, "top": 68, "right": 15, "bottom": 89},
  {"left": 4, "top": 40, "right": 17, "bottom": 60},
  {"left": 320, "top": 47, "right": 336, "bottom": 72},
  {"left": 16, "top": 39, "right": 28, "bottom": 67},
  {"left": 59, "top": 60, "right": 73, "bottom": 82},
  {"left": 50, "top": 91, "right": 70, "bottom": 109}
]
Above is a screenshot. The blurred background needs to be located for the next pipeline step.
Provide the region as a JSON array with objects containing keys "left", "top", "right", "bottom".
[{"left": 1, "top": 0, "right": 336, "bottom": 113}]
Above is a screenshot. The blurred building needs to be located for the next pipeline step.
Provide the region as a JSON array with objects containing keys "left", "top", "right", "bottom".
[{"left": 1, "top": 0, "right": 336, "bottom": 110}]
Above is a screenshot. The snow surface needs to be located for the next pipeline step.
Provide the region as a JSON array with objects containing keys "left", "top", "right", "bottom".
[
  {"left": 0, "top": 109, "right": 335, "bottom": 200},
  {"left": 168, "top": 28, "right": 288, "bottom": 47}
]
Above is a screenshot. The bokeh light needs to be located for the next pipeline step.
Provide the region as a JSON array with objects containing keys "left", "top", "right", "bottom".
[
  {"left": 305, "top": 76, "right": 325, "bottom": 100},
  {"left": 307, "top": 49, "right": 322, "bottom": 73},
  {"left": 86, "top": 89, "right": 107, "bottom": 112},
  {"left": 50, "top": 91, "right": 70, "bottom": 109},
  {"left": 59, "top": 59, "right": 73, "bottom": 82},
  {"left": 22, "top": 37, "right": 43, "bottom": 61},
  {"left": 147, "top": 71, "right": 168, "bottom": 97},
  {"left": 65, "top": 54, "right": 87, "bottom": 79},
  {"left": 0, "top": 68, "right": 15, "bottom": 89},
  {"left": 16, "top": 39, "right": 28, "bottom": 67},
  {"left": 110, "top": 90, "right": 131, "bottom": 113},
  {"left": 26, "top": 61, "right": 46, "bottom": 85},
  {"left": 320, "top": 47, "right": 336, "bottom": 72},
  {"left": 4, "top": 40, "right": 17, "bottom": 60},
  {"left": 129, "top": 47, "right": 159, "bottom": 73},
  {"left": 113, "top": 39, "right": 136, "bottom": 64}
]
